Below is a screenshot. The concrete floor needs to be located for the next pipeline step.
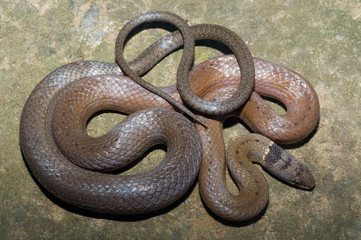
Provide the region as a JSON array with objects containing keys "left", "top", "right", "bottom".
[{"left": 1, "top": 0, "right": 360, "bottom": 239}]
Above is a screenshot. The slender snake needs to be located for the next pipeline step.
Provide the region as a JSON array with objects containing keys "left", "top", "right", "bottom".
[{"left": 19, "top": 12, "right": 319, "bottom": 221}]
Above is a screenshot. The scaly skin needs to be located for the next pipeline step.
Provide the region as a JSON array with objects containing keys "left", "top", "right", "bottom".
[{"left": 20, "top": 11, "right": 319, "bottom": 220}]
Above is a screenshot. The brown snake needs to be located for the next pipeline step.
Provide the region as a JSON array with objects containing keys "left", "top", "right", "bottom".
[{"left": 19, "top": 12, "right": 319, "bottom": 221}]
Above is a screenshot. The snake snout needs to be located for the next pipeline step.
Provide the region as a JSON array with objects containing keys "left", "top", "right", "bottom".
[{"left": 264, "top": 143, "right": 316, "bottom": 190}]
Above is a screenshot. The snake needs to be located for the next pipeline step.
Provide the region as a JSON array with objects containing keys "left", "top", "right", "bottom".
[{"left": 19, "top": 11, "right": 319, "bottom": 221}]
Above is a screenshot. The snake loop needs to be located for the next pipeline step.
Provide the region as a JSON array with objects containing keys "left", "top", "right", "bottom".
[{"left": 115, "top": 11, "right": 255, "bottom": 117}]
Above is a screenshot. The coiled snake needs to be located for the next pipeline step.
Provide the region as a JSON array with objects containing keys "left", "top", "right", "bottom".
[{"left": 19, "top": 11, "right": 319, "bottom": 221}]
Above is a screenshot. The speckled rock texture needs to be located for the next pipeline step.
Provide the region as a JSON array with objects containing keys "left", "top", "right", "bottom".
[{"left": 1, "top": 0, "right": 360, "bottom": 239}]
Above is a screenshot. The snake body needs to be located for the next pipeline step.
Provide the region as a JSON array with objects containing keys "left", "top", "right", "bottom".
[
  {"left": 20, "top": 61, "right": 202, "bottom": 214},
  {"left": 192, "top": 66, "right": 316, "bottom": 220},
  {"left": 20, "top": 12, "right": 319, "bottom": 220}
]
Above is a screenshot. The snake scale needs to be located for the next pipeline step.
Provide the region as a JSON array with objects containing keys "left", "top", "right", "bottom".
[{"left": 19, "top": 11, "right": 319, "bottom": 221}]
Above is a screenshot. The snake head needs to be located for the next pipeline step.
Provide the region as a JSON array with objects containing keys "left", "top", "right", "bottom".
[{"left": 263, "top": 143, "right": 315, "bottom": 190}]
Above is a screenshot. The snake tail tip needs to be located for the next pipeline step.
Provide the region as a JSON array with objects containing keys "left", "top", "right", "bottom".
[
  {"left": 180, "top": 108, "right": 207, "bottom": 128},
  {"left": 196, "top": 119, "right": 208, "bottom": 128},
  {"left": 192, "top": 115, "right": 207, "bottom": 128}
]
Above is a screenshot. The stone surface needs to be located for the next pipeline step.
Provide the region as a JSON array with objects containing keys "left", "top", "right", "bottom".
[{"left": 1, "top": 0, "right": 360, "bottom": 239}]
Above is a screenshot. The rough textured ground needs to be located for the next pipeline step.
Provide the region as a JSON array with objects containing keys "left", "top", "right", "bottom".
[{"left": 1, "top": 0, "right": 360, "bottom": 239}]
